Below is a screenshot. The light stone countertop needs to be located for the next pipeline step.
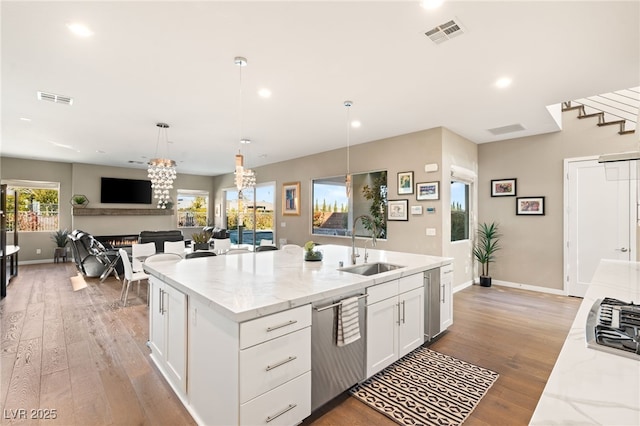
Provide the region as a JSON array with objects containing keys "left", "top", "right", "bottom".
[
  {"left": 143, "top": 244, "right": 452, "bottom": 322},
  {"left": 530, "top": 259, "right": 640, "bottom": 425}
]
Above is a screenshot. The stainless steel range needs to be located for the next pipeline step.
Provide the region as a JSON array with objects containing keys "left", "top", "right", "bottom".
[{"left": 586, "top": 297, "right": 640, "bottom": 360}]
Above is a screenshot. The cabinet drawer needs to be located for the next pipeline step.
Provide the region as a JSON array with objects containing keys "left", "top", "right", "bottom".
[
  {"left": 240, "top": 305, "right": 311, "bottom": 349},
  {"left": 240, "top": 371, "right": 311, "bottom": 426},
  {"left": 367, "top": 280, "right": 398, "bottom": 305},
  {"left": 398, "top": 273, "right": 423, "bottom": 294},
  {"left": 240, "top": 327, "right": 311, "bottom": 403}
]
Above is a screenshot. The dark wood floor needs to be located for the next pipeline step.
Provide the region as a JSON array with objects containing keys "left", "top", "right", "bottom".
[{"left": 1, "top": 263, "right": 581, "bottom": 425}]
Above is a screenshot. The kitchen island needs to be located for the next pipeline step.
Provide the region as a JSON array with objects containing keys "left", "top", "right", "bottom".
[
  {"left": 143, "top": 244, "right": 452, "bottom": 426},
  {"left": 530, "top": 260, "right": 640, "bottom": 425}
]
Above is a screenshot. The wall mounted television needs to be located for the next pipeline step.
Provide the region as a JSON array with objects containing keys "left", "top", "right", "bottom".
[{"left": 100, "top": 177, "right": 152, "bottom": 204}]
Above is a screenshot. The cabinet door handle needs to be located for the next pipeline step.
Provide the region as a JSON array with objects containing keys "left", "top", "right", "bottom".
[
  {"left": 266, "top": 320, "right": 297, "bottom": 332},
  {"left": 266, "top": 356, "right": 297, "bottom": 371},
  {"left": 441, "top": 284, "right": 445, "bottom": 303},
  {"left": 158, "top": 288, "right": 164, "bottom": 314},
  {"left": 266, "top": 404, "right": 297, "bottom": 423},
  {"left": 396, "top": 303, "right": 401, "bottom": 325},
  {"left": 402, "top": 300, "right": 406, "bottom": 324}
]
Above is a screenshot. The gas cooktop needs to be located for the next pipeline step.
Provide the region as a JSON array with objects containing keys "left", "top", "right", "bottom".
[{"left": 586, "top": 297, "right": 640, "bottom": 361}]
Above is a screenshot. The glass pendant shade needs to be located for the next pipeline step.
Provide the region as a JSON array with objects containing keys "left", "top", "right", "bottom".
[
  {"left": 234, "top": 153, "right": 256, "bottom": 192},
  {"left": 147, "top": 123, "right": 177, "bottom": 208}
]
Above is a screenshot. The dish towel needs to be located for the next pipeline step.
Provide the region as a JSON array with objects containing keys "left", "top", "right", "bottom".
[{"left": 337, "top": 296, "right": 361, "bottom": 347}]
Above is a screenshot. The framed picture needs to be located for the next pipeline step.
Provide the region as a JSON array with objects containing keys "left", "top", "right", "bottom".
[
  {"left": 387, "top": 199, "right": 408, "bottom": 221},
  {"left": 416, "top": 181, "right": 439, "bottom": 201},
  {"left": 516, "top": 196, "right": 545, "bottom": 215},
  {"left": 282, "top": 182, "right": 300, "bottom": 216},
  {"left": 397, "top": 171, "right": 414, "bottom": 195},
  {"left": 491, "top": 178, "right": 517, "bottom": 197},
  {"left": 410, "top": 205, "right": 423, "bottom": 215}
]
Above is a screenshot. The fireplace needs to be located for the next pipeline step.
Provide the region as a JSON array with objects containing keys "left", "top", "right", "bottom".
[{"left": 95, "top": 234, "right": 139, "bottom": 249}]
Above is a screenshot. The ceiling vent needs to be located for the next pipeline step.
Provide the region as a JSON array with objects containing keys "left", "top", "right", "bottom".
[
  {"left": 425, "top": 19, "right": 465, "bottom": 44},
  {"left": 37, "top": 91, "right": 73, "bottom": 105},
  {"left": 488, "top": 123, "right": 526, "bottom": 136}
]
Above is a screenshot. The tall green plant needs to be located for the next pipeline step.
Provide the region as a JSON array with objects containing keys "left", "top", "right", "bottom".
[
  {"left": 361, "top": 171, "right": 387, "bottom": 238},
  {"left": 473, "top": 222, "right": 501, "bottom": 277}
]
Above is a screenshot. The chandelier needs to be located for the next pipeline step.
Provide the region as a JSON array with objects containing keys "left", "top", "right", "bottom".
[
  {"left": 234, "top": 56, "right": 256, "bottom": 194},
  {"left": 147, "top": 122, "right": 176, "bottom": 209},
  {"left": 344, "top": 100, "right": 353, "bottom": 197}
]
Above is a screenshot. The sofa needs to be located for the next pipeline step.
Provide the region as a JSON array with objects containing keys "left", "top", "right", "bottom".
[{"left": 138, "top": 230, "right": 184, "bottom": 253}]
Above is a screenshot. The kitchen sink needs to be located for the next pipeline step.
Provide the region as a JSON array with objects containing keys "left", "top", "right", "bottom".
[{"left": 339, "top": 262, "right": 405, "bottom": 276}]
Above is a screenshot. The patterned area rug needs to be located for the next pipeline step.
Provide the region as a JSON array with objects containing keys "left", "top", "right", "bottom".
[{"left": 350, "top": 347, "right": 499, "bottom": 426}]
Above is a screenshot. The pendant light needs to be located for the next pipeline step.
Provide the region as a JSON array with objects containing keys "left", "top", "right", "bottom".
[
  {"left": 344, "top": 100, "right": 353, "bottom": 197},
  {"left": 233, "top": 56, "right": 256, "bottom": 194},
  {"left": 147, "top": 122, "right": 176, "bottom": 209}
]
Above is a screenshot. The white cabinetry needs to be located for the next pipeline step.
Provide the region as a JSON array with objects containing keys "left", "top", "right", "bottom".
[
  {"left": 440, "top": 264, "right": 453, "bottom": 330},
  {"left": 148, "top": 276, "right": 187, "bottom": 396},
  {"left": 366, "top": 273, "right": 424, "bottom": 377},
  {"left": 188, "top": 298, "right": 312, "bottom": 426}
]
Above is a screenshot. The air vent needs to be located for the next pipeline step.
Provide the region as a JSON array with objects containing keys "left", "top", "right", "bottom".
[
  {"left": 487, "top": 124, "right": 526, "bottom": 135},
  {"left": 425, "top": 19, "right": 465, "bottom": 44},
  {"left": 37, "top": 91, "right": 73, "bottom": 105}
]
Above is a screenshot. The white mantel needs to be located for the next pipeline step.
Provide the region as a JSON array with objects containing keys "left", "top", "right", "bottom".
[{"left": 530, "top": 260, "right": 640, "bottom": 425}]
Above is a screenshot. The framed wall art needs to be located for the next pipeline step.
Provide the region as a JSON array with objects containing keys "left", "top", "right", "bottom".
[
  {"left": 397, "top": 171, "right": 414, "bottom": 195},
  {"left": 387, "top": 199, "right": 408, "bottom": 221},
  {"left": 282, "top": 182, "right": 300, "bottom": 216},
  {"left": 416, "top": 181, "right": 439, "bottom": 201},
  {"left": 410, "top": 205, "right": 423, "bottom": 215},
  {"left": 491, "top": 178, "right": 517, "bottom": 197},
  {"left": 516, "top": 196, "right": 545, "bottom": 215}
]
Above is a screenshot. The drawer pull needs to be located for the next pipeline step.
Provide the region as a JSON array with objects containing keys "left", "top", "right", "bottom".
[
  {"left": 266, "top": 404, "right": 297, "bottom": 423},
  {"left": 266, "top": 320, "right": 297, "bottom": 332},
  {"left": 265, "top": 356, "right": 297, "bottom": 371}
]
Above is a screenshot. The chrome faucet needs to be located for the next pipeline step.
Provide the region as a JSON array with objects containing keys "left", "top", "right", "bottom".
[{"left": 351, "top": 215, "right": 378, "bottom": 265}]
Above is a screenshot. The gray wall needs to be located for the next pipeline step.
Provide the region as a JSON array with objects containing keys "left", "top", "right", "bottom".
[
  {"left": 1, "top": 158, "right": 214, "bottom": 262},
  {"left": 478, "top": 110, "right": 638, "bottom": 291}
]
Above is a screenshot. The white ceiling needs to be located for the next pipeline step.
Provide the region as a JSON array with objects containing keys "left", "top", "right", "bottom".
[{"left": 2, "top": 1, "right": 639, "bottom": 176}]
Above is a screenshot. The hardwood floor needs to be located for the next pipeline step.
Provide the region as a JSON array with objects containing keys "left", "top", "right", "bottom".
[{"left": 1, "top": 263, "right": 581, "bottom": 425}]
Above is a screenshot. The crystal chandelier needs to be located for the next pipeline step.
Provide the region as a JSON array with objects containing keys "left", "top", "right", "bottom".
[
  {"left": 234, "top": 56, "right": 256, "bottom": 194},
  {"left": 147, "top": 122, "right": 176, "bottom": 209},
  {"left": 344, "top": 100, "right": 353, "bottom": 197}
]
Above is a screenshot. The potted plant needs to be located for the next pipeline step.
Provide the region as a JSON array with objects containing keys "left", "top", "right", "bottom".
[
  {"left": 473, "top": 222, "right": 501, "bottom": 287},
  {"left": 304, "top": 241, "right": 323, "bottom": 261},
  {"left": 191, "top": 230, "right": 212, "bottom": 251},
  {"left": 51, "top": 229, "right": 69, "bottom": 262},
  {"left": 70, "top": 194, "right": 88, "bottom": 208}
]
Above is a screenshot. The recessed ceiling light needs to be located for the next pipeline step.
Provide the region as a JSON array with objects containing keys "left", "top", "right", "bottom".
[
  {"left": 421, "top": 0, "right": 445, "bottom": 10},
  {"left": 96, "top": 150, "right": 106, "bottom": 154},
  {"left": 495, "top": 77, "right": 512, "bottom": 89},
  {"left": 67, "top": 23, "right": 94, "bottom": 37},
  {"left": 20, "top": 117, "right": 32, "bottom": 122},
  {"left": 258, "top": 88, "right": 271, "bottom": 98},
  {"left": 240, "top": 139, "right": 251, "bottom": 144},
  {"left": 351, "top": 120, "right": 361, "bottom": 128}
]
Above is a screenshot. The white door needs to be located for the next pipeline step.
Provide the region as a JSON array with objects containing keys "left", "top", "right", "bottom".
[
  {"left": 366, "top": 296, "right": 398, "bottom": 377},
  {"left": 398, "top": 287, "right": 424, "bottom": 358},
  {"left": 566, "top": 159, "right": 637, "bottom": 297},
  {"left": 164, "top": 284, "right": 187, "bottom": 393}
]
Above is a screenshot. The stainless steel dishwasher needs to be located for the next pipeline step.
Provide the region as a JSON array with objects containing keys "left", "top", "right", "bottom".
[
  {"left": 424, "top": 267, "right": 441, "bottom": 342},
  {"left": 311, "top": 292, "right": 367, "bottom": 411}
]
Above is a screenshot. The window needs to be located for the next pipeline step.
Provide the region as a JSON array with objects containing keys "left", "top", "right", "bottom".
[
  {"left": 3, "top": 180, "right": 60, "bottom": 232},
  {"left": 451, "top": 181, "right": 469, "bottom": 241},
  {"left": 177, "top": 190, "right": 209, "bottom": 227},
  {"left": 312, "top": 171, "right": 387, "bottom": 238},
  {"left": 224, "top": 182, "right": 275, "bottom": 246}
]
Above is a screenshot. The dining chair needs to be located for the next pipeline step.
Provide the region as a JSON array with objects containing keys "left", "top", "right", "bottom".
[
  {"left": 185, "top": 251, "right": 217, "bottom": 259},
  {"left": 164, "top": 240, "right": 186, "bottom": 257},
  {"left": 255, "top": 245, "right": 278, "bottom": 252},
  {"left": 212, "top": 238, "right": 231, "bottom": 253},
  {"left": 118, "top": 248, "right": 150, "bottom": 307},
  {"left": 225, "top": 248, "right": 252, "bottom": 255},
  {"left": 131, "top": 242, "right": 156, "bottom": 273}
]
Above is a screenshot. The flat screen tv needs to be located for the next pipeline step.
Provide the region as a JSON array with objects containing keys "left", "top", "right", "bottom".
[{"left": 100, "top": 177, "right": 152, "bottom": 204}]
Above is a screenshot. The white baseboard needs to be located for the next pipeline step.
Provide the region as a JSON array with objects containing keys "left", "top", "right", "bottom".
[
  {"left": 492, "top": 279, "right": 566, "bottom": 296},
  {"left": 453, "top": 280, "right": 473, "bottom": 294}
]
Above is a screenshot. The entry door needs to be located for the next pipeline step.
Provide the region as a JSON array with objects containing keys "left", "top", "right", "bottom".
[{"left": 566, "top": 159, "right": 637, "bottom": 297}]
